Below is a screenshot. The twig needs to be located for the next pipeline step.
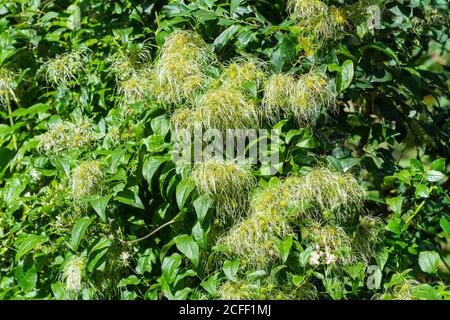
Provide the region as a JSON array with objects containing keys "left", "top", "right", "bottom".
[
  {"left": 6, "top": 94, "right": 17, "bottom": 150},
  {"left": 124, "top": 218, "right": 178, "bottom": 244}
]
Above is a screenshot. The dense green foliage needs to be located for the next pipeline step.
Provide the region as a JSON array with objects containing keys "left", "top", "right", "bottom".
[{"left": 0, "top": 0, "right": 449, "bottom": 300}]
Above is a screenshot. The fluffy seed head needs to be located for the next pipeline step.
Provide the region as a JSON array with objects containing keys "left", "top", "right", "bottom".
[
  {"left": 108, "top": 45, "right": 151, "bottom": 80},
  {"left": 261, "top": 73, "right": 297, "bottom": 124},
  {"left": 289, "top": 70, "right": 336, "bottom": 127},
  {"left": 152, "top": 30, "right": 213, "bottom": 106},
  {"left": 191, "top": 158, "right": 256, "bottom": 221},
  {"left": 171, "top": 108, "right": 202, "bottom": 133},
  {"left": 287, "top": 0, "right": 341, "bottom": 40},
  {"left": 62, "top": 256, "right": 85, "bottom": 292},
  {"left": 197, "top": 87, "right": 259, "bottom": 130},
  {"left": 117, "top": 69, "right": 152, "bottom": 104},
  {"left": 220, "top": 58, "right": 266, "bottom": 91},
  {"left": 303, "top": 222, "right": 353, "bottom": 265},
  {"left": 39, "top": 120, "right": 94, "bottom": 155},
  {"left": 353, "top": 215, "right": 385, "bottom": 261},
  {"left": 71, "top": 161, "right": 104, "bottom": 200},
  {"left": 0, "top": 68, "right": 17, "bottom": 108},
  {"left": 44, "top": 50, "right": 85, "bottom": 87},
  {"left": 286, "top": 167, "right": 364, "bottom": 222},
  {"left": 217, "top": 278, "right": 318, "bottom": 300},
  {"left": 217, "top": 209, "right": 293, "bottom": 269},
  {"left": 375, "top": 278, "right": 422, "bottom": 300}
]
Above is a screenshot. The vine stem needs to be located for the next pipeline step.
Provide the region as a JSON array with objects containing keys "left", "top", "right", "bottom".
[
  {"left": 6, "top": 94, "right": 17, "bottom": 150},
  {"left": 405, "top": 200, "right": 426, "bottom": 225},
  {"left": 124, "top": 218, "right": 178, "bottom": 244}
]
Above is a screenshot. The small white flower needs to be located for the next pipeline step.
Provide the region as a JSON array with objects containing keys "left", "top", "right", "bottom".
[
  {"left": 310, "top": 250, "right": 321, "bottom": 266},
  {"left": 119, "top": 251, "right": 131, "bottom": 267},
  {"left": 325, "top": 251, "right": 337, "bottom": 265},
  {"left": 408, "top": 110, "right": 417, "bottom": 118},
  {"left": 30, "top": 169, "right": 40, "bottom": 181}
]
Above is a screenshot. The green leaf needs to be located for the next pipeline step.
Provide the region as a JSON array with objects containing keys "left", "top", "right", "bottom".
[
  {"left": 162, "top": 253, "right": 182, "bottom": 284},
  {"left": 201, "top": 274, "right": 218, "bottom": 295},
  {"left": 440, "top": 217, "right": 450, "bottom": 236},
  {"left": 424, "top": 170, "right": 445, "bottom": 182},
  {"left": 15, "top": 257, "right": 37, "bottom": 293},
  {"left": 142, "top": 155, "right": 169, "bottom": 186},
  {"left": 115, "top": 188, "right": 144, "bottom": 209},
  {"left": 413, "top": 284, "right": 442, "bottom": 300},
  {"left": 15, "top": 235, "right": 46, "bottom": 261},
  {"left": 174, "top": 234, "right": 199, "bottom": 266},
  {"left": 277, "top": 236, "right": 293, "bottom": 263},
  {"left": 117, "top": 275, "right": 141, "bottom": 288},
  {"left": 136, "top": 249, "right": 155, "bottom": 275},
  {"left": 213, "top": 25, "right": 240, "bottom": 51},
  {"left": 70, "top": 216, "right": 92, "bottom": 251},
  {"left": 415, "top": 184, "right": 429, "bottom": 198},
  {"left": 193, "top": 195, "right": 212, "bottom": 224},
  {"left": 89, "top": 195, "right": 111, "bottom": 222},
  {"left": 386, "top": 195, "right": 402, "bottom": 213},
  {"left": 338, "top": 60, "right": 354, "bottom": 91},
  {"left": 87, "top": 238, "right": 111, "bottom": 272},
  {"left": 176, "top": 177, "right": 195, "bottom": 210},
  {"left": 223, "top": 259, "right": 240, "bottom": 282},
  {"left": 230, "top": 0, "right": 242, "bottom": 15},
  {"left": 430, "top": 159, "right": 445, "bottom": 172},
  {"left": 11, "top": 103, "right": 52, "bottom": 118},
  {"left": 385, "top": 217, "right": 403, "bottom": 235},
  {"left": 151, "top": 115, "right": 170, "bottom": 137},
  {"left": 418, "top": 251, "right": 440, "bottom": 274}
]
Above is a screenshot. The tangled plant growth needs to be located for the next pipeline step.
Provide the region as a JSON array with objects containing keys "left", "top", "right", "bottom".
[{"left": 0, "top": 0, "right": 449, "bottom": 301}]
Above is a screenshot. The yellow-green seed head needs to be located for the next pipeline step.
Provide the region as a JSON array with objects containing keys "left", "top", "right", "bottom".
[
  {"left": 117, "top": 69, "right": 152, "bottom": 104},
  {"left": 0, "top": 68, "right": 16, "bottom": 108},
  {"left": 71, "top": 161, "right": 103, "bottom": 200},
  {"left": 44, "top": 50, "right": 85, "bottom": 87},
  {"left": 191, "top": 158, "right": 256, "bottom": 221},
  {"left": 39, "top": 120, "right": 94, "bottom": 155},
  {"left": 62, "top": 256, "right": 85, "bottom": 292},
  {"left": 217, "top": 209, "right": 293, "bottom": 269},
  {"left": 289, "top": 70, "right": 336, "bottom": 127},
  {"left": 303, "top": 222, "right": 353, "bottom": 265},
  {"left": 353, "top": 215, "right": 385, "bottom": 261},
  {"left": 261, "top": 73, "right": 297, "bottom": 124},
  {"left": 287, "top": 0, "right": 341, "bottom": 40},
  {"left": 285, "top": 167, "right": 364, "bottom": 221},
  {"left": 171, "top": 107, "right": 202, "bottom": 133},
  {"left": 152, "top": 30, "right": 213, "bottom": 106},
  {"left": 220, "top": 58, "right": 266, "bottom": 90},
  {"left": 375, "top": 277, "right": 422, "bottom": 300},
  {"left": 197, "top": 87, "right": 259, "bottom": 130}
]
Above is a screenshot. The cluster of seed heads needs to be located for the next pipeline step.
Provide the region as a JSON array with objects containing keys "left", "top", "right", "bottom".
[
  {"left": 191, "top": 158, "right": 256, "bottom": 221},
  {"left": 43, "top": 50, "right": 85, "bottom": 87},
  {"left": 70, "top": 161, "right": 104, "bottom": 201},
  {"left": 262, "top": 70, "right": 336, "bottom": 126},
  {"left": 0, "top": 68, "right": 17, "bottom": 108},
  {"left": 219, "top": 58, "right": 266, "bottom": 91},
  {"left": 304, "top": 222, "right": 353, "bottom": 266},
  {"left": 217, "top": 166, "right": 371, "bottom": 270},
  {"left": 217, "top": 278, "right": 317, "bottom": 300},
  {"left": 151, "top": 30, "right": 214, "bottom": 106},
  {"left": 375, "top": 277, "right": 422, "bottom": 300},
  {"left": 117, "top": 68, "right": 152, "bottom": 104},
  {"left": 108, "top": 45, "right": 151, "bottom": 81},
  {"left": 61, "top": 256, "right": 85, "bottom": 293},
  {"left": 38, "top": 120, "right": 94, "bottom": 155}
]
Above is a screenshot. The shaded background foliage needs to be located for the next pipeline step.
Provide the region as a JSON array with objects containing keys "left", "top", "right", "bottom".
[{"left": 0, "top": 0, "right": 449, "bottom": 299}]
